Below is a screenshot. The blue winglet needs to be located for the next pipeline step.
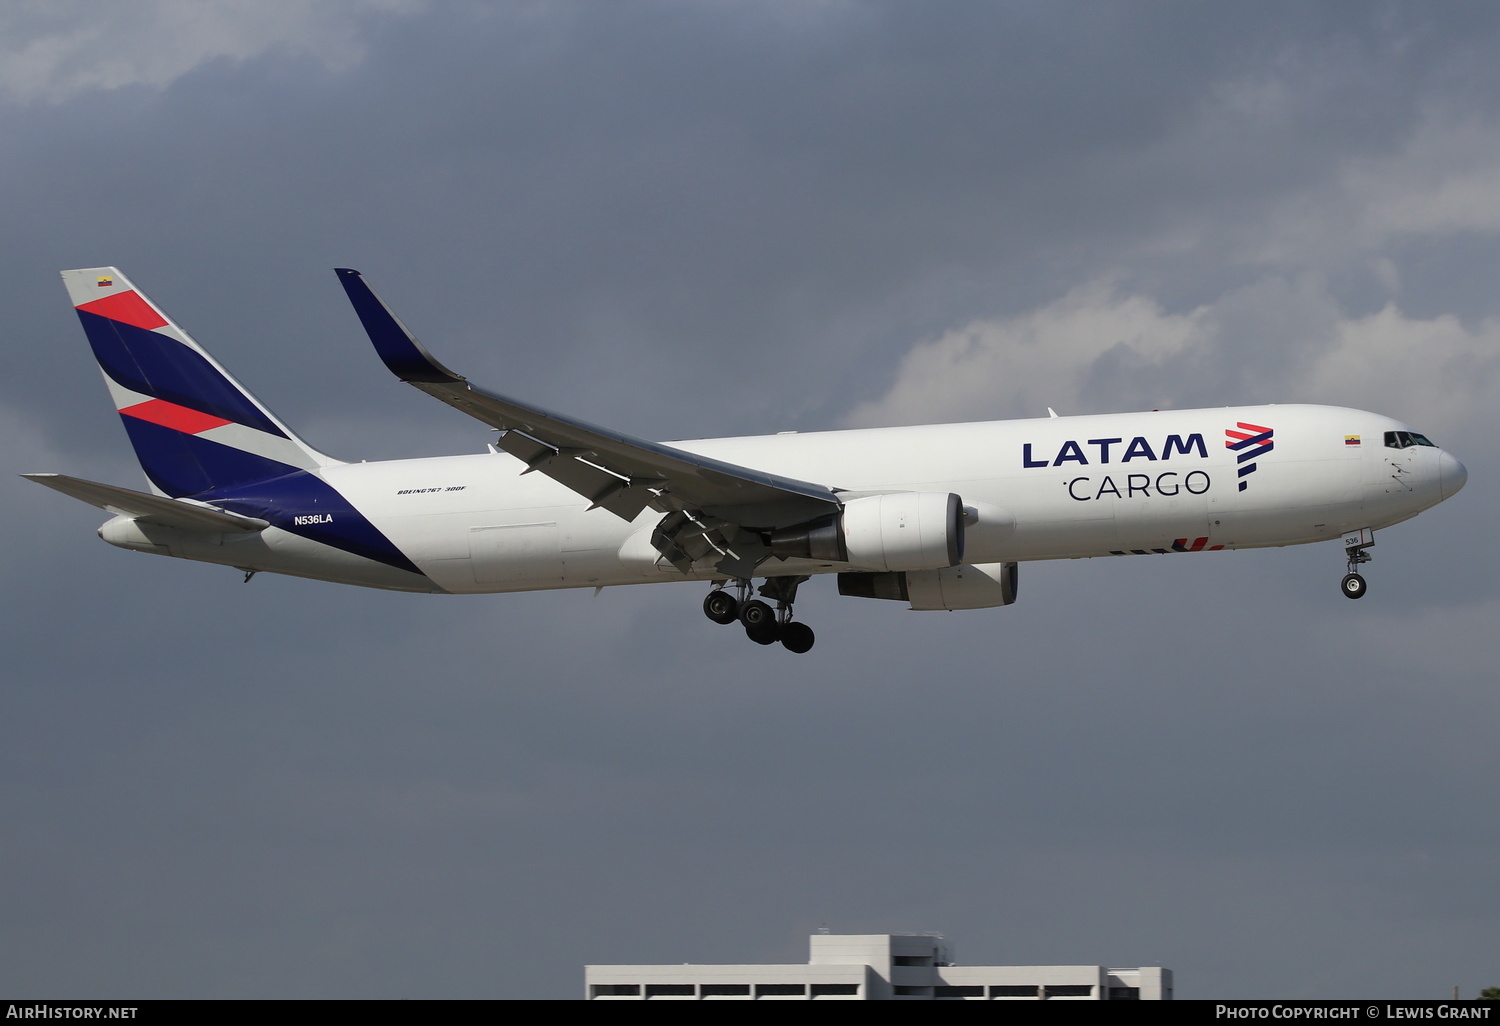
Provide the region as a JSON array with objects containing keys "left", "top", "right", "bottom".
[{"left": 335, "top": 268, "right": 462, "bottom": 384}]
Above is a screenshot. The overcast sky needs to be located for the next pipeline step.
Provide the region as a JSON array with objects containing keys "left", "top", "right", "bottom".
[{"left": 2, "top": 1, "right": 1497, "bottom": 1000}]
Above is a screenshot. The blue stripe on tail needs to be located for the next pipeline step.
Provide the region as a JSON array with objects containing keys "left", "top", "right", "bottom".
[
  {"left": 121, "top": 417, "right": 293, "bottom": 498},
  {"left": 78, "top": 311, "right": 286, "bottom": 436}
]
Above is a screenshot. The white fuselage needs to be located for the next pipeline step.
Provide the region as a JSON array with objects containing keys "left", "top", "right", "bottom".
[{"left": 104, "top": 404, "right": 1465, "bottom": 595}]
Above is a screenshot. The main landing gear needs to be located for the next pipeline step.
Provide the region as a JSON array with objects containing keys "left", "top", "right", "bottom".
[
  {"left": 702, "top": 576, "right": 816, "bottom": 653},
  {"left": 1340, "top": 528, "right": 1373, "bottom": 600}
]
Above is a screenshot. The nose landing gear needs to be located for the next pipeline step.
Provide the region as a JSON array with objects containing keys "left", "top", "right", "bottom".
[
  {"left": 1341, "top": 528, "right": 1373, "bottom": 600},
  {"left": 702, "top": 576, "right": 816, "bottom": 653}
]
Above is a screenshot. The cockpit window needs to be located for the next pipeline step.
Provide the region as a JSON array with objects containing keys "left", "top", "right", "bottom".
[{"left": 1384, "top": 430, "right": 1438, "bottom": 449}]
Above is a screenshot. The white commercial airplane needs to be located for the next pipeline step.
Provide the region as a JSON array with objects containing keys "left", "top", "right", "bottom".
[{"left": 28, "top": 267, "right": 1468, "bottom": 653}]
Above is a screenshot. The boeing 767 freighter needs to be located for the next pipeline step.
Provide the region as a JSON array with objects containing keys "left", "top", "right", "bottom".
[{"left": 26, "top": 267, "right": 1468, "bottom": 653}]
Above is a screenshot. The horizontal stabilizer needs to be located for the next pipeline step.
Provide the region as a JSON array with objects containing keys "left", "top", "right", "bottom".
[{"left": 22, "top": 473, "right": 269, "bottom": 532}]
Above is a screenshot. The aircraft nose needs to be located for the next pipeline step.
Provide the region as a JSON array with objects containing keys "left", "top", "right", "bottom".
[{"left": 1440, "top": 450, "right": 1468, "bottom": 500}]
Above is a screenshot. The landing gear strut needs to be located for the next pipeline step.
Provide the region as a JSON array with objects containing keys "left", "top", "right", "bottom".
[
  {"left": 1341, "top": 528, "right": 1373, "bottom": 600},
  {"left": 702, "top": 576, "right": 816, "bottom": 653}
]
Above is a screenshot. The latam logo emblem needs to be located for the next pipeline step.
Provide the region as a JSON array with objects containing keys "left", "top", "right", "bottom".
[
  {"left": 1110, "top": 536, "right": 1226, "bottom": 556},
  {"left": 1226, "top": 421, "right": 1273, "bottom": 492}
]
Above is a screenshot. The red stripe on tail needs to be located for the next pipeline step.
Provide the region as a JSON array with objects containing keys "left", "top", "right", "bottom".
[
  {"left": 119, "top": 398, "right": 232, "bottom": 434},
  {"left": 76, "top": 291, "right": 169, "bottom": 331}
]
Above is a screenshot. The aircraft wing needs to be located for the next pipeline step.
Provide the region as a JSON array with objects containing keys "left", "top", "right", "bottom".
[
  {"left": 335, "top": 269, "right": 841, "bottom": 575},
  {"left": 22, "top": 474, "right": 270, "bottom": 532}
]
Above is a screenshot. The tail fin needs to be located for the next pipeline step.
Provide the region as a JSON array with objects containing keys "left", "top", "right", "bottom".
[{"left": 61, "top": 267, "right": 339, "bottom": 499}]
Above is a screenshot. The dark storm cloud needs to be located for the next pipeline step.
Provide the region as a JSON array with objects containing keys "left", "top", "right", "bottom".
[{"left": 2, "top": 0, "right": 1497, "bottom": 1000}]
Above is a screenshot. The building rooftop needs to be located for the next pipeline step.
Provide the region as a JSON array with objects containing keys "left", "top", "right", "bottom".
[{"left": 585, "top": 932, "right": 1173, "bottom": 1000}]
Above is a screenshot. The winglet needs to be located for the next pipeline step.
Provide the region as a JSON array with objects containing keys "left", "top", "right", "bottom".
[{"left": 334, "top": 268, "right": 462, "bottom": 384}]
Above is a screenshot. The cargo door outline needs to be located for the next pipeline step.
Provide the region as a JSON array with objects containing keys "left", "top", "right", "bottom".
[{"left": 470, "top": 522, "right": 562, "bottom": 585}]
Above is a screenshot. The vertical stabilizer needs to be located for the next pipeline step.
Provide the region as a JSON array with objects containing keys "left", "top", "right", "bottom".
[{"left": 61, "top": 267, "right": 340, "bottom": 498}]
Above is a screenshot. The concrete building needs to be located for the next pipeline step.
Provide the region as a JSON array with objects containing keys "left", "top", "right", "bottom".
[{"left": 586, "top": 932, "right": 1173, "bottom": 1000}]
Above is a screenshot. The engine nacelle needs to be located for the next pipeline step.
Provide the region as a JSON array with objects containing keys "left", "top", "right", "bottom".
[
  {"left": 838, "top": 561, "right": 1019, "bottom": 610},
  {"left": 770, "top": 491, "right": 964, "bottom": 572}
]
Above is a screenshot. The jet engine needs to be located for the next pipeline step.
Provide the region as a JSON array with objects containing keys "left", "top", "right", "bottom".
[
  {"left": 769, "top": 491, "right": 965, "bottom": 572},
  {"left": 838, "top": 561, "right": 1020, "bottom": 610}
]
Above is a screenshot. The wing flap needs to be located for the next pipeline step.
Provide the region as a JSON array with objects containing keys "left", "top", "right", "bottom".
[
  {"left": 23, "top": 473, "right": 269, "bottom": 532},
  {"left": 492, "top": 429, "right": 659, "bottom": 520}
]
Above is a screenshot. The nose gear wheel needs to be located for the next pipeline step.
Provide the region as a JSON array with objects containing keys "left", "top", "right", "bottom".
[{"left": 1341, "top": 530, "right": 1373, "bottom": 600}]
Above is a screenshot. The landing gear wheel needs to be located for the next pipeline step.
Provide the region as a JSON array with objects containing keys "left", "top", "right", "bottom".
[
  {"left": 739, "top": 599, "right": 775, "bottom": 629},
  {"left": 780, "top": 621, "right": 815, "bottom": 654},
  {"left": 1341, "top": 572, "right": 1367, "bottom": 599},
  {"left": 745, "top": 621, "right": 781, "bottom": 645},
  {"left": 703, "top": 590, "right": 739, "bottom": 625}
]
